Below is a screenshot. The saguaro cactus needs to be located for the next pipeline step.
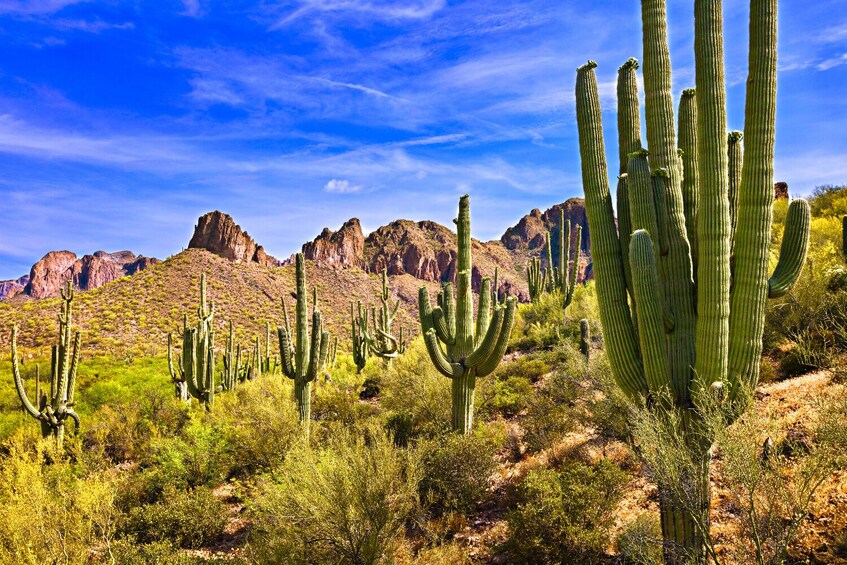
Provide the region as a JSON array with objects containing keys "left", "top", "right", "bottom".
[
  {"left": 575, "top": 0, "right": 810, "bottom": 561},
  {"left": 350, "top": 301, "right": 369, "bottom": 373},
  {"left": 11, "top": 281, "right": 81, "bottom": 449},
  {"left": 168, "top": 274, "right": 216, "bottom": 409},
  {"left": 366, "top": 269, "right": 402, "bottom": 365},
  {"left": 526, "top": 210, "right": 582, "bottom": 311},
  {"left": 279, "top": 253, "right": 329, "bottom": 435},
  {"left": 220, "top": 321, "right": 243, "bottom": 391},
  {"left": 418, "top": 195, "right": 518, "bottom": 434}
]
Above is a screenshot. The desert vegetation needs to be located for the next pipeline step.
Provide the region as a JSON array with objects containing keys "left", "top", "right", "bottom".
[{"left": 1, "top": 1, "right": 846, "bottom": 564}]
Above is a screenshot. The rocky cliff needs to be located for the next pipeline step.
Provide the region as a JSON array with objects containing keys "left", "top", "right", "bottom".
[
  {"left": 0, "top": 275, "right": 29, "bottom": 300},
  {"left": 18, "top": 250, "right": 160, "bottom": 299},
  {"left": 302, "top": 218, "right": 366, "bottom": 269},
  {"left": 188, "top": 211, "right": 282, "bottom": 267}
]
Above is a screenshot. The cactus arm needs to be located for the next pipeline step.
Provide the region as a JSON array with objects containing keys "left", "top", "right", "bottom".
[
  {"left": 564, "top": 224, "right": 582, "bottom": 309},
  {"left": 278, "top": 327, "right": 296, "bottom": 379},
  {"left": 627, "top": 150, "right": 662, "bottom": 245},
  {"left": 305, "top": 310, "right": 323, "bottom": 382},
  {"left": 544, "top": 231, "right": 554, "bottom": 292},
  {"left": 727, "top": 0, "right": 779, "bottom": 397},
  {"left": 643, "top": 0, "right": 697, "bottom": 405},
  {"left": 580, "top": 319, "right": 591, "bottom": 359},
  {"left": 474, "top": 277, "right": 491, "bottom": 348},
  {"left": 576, "top": 61, "right": 646, "bottom": 397},
  {"left": 465, "top": 304, "right": 504, "bottom": 367},
  {"left": 11, "top": 326, "right": 43, "bottom": 420},
  {"left": 629, "top": 231, "right": 672, "bottom": 393},
  {"left": 691, "top": 0, "right": 732, "bottom": 394},
  {"left": 559, "top": 212, "right": 568, "bottom": 292},
  {"left": 678, "top": 88, "right": 699, "bottom": 278},
  {"left": 50, "top": 345, "right": 57, "bottom": 405},
  {"left": 205, "top": 331, "right": 215, "bottom": 409},
  {"left": 430, "top": 306, "right": 454, "bottom": 346},
  {"left": 294, "top": 255, "right": 309, "bottom": 379},
  {"left": 184, "top": 330, "right": 202, "bottom": 400},
  {"left": 617, "top": 58, "right": 642, "bottom": 300},
  {"left": 423, "top": 330, "right": 463, "bottom": 378},
  {"left": 767, "top": 199, "right": 811, "bottom": 298},
  {"left": 168, "top": 333, "right": 181, "bottom": 383},
  {"left": 492, "top": 267, "right": 500, "bottom": 306},
  {"left": 66, "top": 332, "right": 80, "bottom": 405},
  {"left": 474, "top": 297, "right": 517, "bottom": 378},
  {"left": 651, "top": 169, "right": 671, "bottom": 256},
  {"left": 728, "top": 131, "right": 744, "bottom": 256}
]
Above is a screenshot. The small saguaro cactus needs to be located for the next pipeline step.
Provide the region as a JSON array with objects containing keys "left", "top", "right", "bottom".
[
  {"left": 366, "top": 269, "right": 402, "bottom": 365},
  {"left": 167, "top": 332, "right": 190, "bottom": 401},
  {"left": 575, "top": 0, "right": 810, "bottom": 560},
  {"left": 579, "top": 319, "right": 590, "bottom": 360},
  {"left": 279, "top": 253, "right": 329, "bottom": 434},
  {"left": 418, "top": 195, "right": 518, "bottom": 434},
  {"left": 168, "top": 274, "right": 216, "bottom": 410},
  {"left": 11, "top": 281, "right": 81, "bottom": 449},
  {"left": 350, "top": 301, "right": 369, "bottom": 373},
  {"left": 526, "top": 256, "right": 545, "bottom": 302},
  {"left": 220, "top": 320, "right": 243, "bottom": 392}
]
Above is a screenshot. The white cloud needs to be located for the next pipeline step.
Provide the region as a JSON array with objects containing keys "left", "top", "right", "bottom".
[
  {"left": 182, "top": 0, "right": 201, "bottom": 17},
  {"left": 0, "top": 0, "right": 84, "bottom": 15},
  {"left": 323, "top": 178, "right": 362, "bottom": 193}
]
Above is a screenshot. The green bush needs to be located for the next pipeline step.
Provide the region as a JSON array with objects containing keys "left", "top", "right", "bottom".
[
  {"left": 248, "top": 432, "right": 419, "bottom": 564},
  {"left": 417, "top": 429, "right": 499, "bottom": 515},
  {"left": 616, "top": 513, "right": 663, "bottom": 564},
  {"left": 119, "top": 486, "right": 228, "bottom": 549},
  {"left": 503, "top": 460, "right": 627, "bottom": 563}
]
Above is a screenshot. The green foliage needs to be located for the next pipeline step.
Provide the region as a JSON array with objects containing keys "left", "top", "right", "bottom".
[
  {"left": 120, "top": 486, "right": 228, "bottom": 549},
  {"left": 616, "top": 513, "right": 663, "bottom": 565},
  {"left": 248, "top": 432, "right": 419, "bottom": 565},
  {"left": 417, "top": 428, "right": 500, "bottom": 514},
  {"left": 0, "top": 433, "right": 121, "bottom": 564},
  {"left": 503, "top": 460, "right": 627, "bottom": 563}
]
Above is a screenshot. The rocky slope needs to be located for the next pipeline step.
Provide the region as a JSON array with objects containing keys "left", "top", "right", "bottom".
[{"left": 0, "top": 275, "right": 29, "bottom": 300}]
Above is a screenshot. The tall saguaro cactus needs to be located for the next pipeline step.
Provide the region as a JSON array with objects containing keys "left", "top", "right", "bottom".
[
  {"left": 279, "top": 253, "right": 329, "bottom": 435},
  {"left": 575, "top": 0, "right": 810, "bottom": 562},
  {"left": 367, "top": 269, "right": 402, "bottom": 365},
  {"left": 11, "top": 281, "right": 81, "bottom": 449},
  {"left": 418, "top": 195, "right": 518, "bottom": 434},
  {"left": 168, "top": 274, "right": 216, "bottom": 410}
]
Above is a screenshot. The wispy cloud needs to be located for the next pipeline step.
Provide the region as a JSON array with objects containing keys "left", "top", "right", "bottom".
[
  {"left": 270, "top": 0, "right": 446, "bottom": 29},
  {"left": 323, "top": 178, "right": 362, "bottom": 193},
  {"left": 181, "top": 0, "right": 201, "bottom": 18},
  {"left": 0, "top": 0, "right": 84, "bottom": 16}
]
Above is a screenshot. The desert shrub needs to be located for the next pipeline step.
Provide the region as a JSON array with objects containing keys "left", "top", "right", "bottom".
[
  {"left": 248, "top": 432, "right": 419, "bottom": 565},
  {"left": 503, "top": 459, "right": 627, "bottom": 563},
  {"left": 380, "top": 338, "right": 452, "bottom": 438},
  {"left": 109, "top": 539, "right": 196, "bottom": 565},
  {"left": 0, "top": 434, "right": 121, "bottom": 563},
  {"left": 214, "top": 377, "right": 300, "bottom": 475},
  {"left": 416, "top": 428, "right": 499, "bottom": 515},
  {"left": 616, "top": 513, "right": 663, "bottom": 564},
  {"left": 119, "top": 486, "right": 228, "bottom": 549},
  {"left": 138, "top": 413, "right": 232, "bottom": 500}
]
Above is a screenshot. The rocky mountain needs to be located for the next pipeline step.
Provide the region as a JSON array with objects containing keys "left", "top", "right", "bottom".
[
  {"left": 17, "top": 250, "right": 161, "bottom": 300},
  {"left": 188, "top": 211, "right": 282, "bottom": 267},
  {"left": 0, "top": 275, "right": 29, "bottom": 300},
  {"left": 301, "top": 197, "right": 592, "bottom": 299}
]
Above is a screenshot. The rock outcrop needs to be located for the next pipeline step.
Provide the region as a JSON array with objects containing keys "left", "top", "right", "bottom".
[
  {"left": 20, "top": 250, "right": 160, "bottom": 299},
  {"left": 188, "top": 211, "right": 281, "bottom": 267},
  {"left": 774, "top": 181, "right": 789, "bottom": 200},
  {"left": 0, "top": 275, "right": 29, "bottom": 300},
  {"left": 501, "top": 197, "right": 590, "bottom": 254},
  {"left": 302, "top": 219, "right": 366, "bottom": 269}
]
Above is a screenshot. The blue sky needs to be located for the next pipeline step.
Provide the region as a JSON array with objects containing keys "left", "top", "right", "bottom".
[{"left": 0, "top": 0, "right": 845, "bottom": 279}]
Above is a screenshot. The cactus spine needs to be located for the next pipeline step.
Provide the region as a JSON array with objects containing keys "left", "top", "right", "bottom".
[
  {"left": 11, "top": 281, "right": 81, "bottom": 449},
  {"left": 418, "top": 195, "right": 517, "bottom": 434},
  {"left": 575, "top": 0, "right": 809, "bottom": 560},
  {"left": 279, "top": 253, "right": 329, "bottom": 435},
  {"left": 168, "top": 274, "right": 216, "bottom": 410}
]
